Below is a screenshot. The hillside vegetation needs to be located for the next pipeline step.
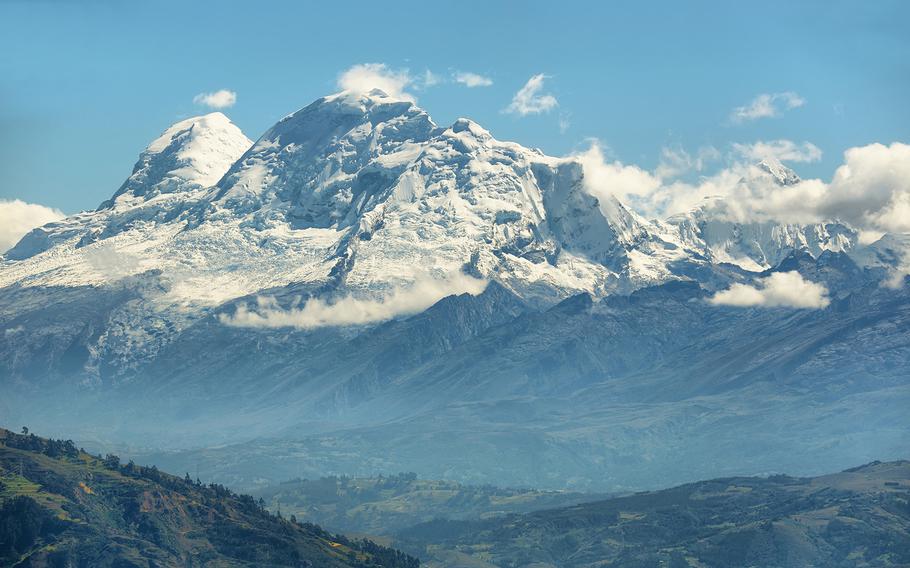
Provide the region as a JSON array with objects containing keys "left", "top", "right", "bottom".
[
  {"left": 253, "top": 472, "right": 601, "bottom": 536},
  {"left": 395, "top": 461, "right": 910, "bottom": 567},
  {"left": 0, "top": 427, "right": 419, "bottom": 567}
]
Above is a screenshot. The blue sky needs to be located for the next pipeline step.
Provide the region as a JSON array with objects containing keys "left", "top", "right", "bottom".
[{"left": 1, "top": 0, "right": 908, "bottom": 214}]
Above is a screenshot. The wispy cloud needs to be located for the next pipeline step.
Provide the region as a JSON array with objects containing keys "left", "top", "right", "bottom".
[
  {"left": 337, "top": 63, "right": 416, "bottom": 101},
  {"left": 504, "top": 74, "right": 558, "bottom": 116},
  {"left": 220, "top": 274, "right": 487, "bottom": 329},
  {"left": 0, "top": 199, "right": 65, "bottom": 253},
  {"left": 729, "top": 91, "right": 805, "bottom": 123},
  {"left": 193, "top": 89, "right": 237, "bottom": 109},
  {"left": 655, "top": 145, "right": 721, "bottom": 179},
  {"left": 709, "top": 271, "right": 830, "bottom": 309},
  {"left": 454, "top": 71, "right": 493, "bottom": 88},
  {"left": 558, "top": 112, "right": 571, "bottom": 134},
  {"left": 422, "top": 69, "right": 442, "bottom": 88},
  {"left": 733, "top": 140, "right": 822, "bottom": 163}
]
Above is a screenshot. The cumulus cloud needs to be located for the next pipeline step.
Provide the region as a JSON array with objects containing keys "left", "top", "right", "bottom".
[
  {"left": 0, "top": 199, "right": 64, "bottom": 253},
  {"left": 574, "top": 135, "right": 910, "bottom": 238},
  {"left": 220, "top": 274, "right": 487, "bottom": 330},
  {"left": 730, "top": 92, "right": 805, "bottom": 123},
  {"left": 821, "top": 142, "right": 910, "bottom": 233},
  {"left": 572, "top": 141, "right": 662, "bottom": 215},
  {"left": 733, "top": 140, "right": 822, "bottom": 163},
  {"left": 193, "top": 89, "right": 237, "bottom": 109},
  {"left": 337, "top": 63, "right": 416, "bottom": 101},
  {"left": 504, "top": 74, "right": 558, "bottom": 115},
  {"left": 709, "top": 271, "right": 830, "bottom": 309},
  {"left": 454, "top": 71, "right": 493, "bottom": 88}
]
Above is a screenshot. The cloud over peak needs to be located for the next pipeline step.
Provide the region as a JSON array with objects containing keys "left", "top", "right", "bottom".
[
  {"left": 337, "top": 63, "right": 416, "bottom": 102},
  {"left": 505, "top": 74, "right": 558, "bottom": 115},
  {"left": 193, "top": 89, "right": 237, "bottom": 109},
  {"left": 730, "top": 91, "right": 805, "bottom": 123}
]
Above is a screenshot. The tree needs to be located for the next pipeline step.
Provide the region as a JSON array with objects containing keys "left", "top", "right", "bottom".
[{"left": 20, "top": 426, "right": 28, "bottom": 435}]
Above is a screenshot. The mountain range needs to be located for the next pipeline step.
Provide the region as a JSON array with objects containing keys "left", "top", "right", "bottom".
[{"left": 1, "top": 89, "right": 908, "bottom": 492}]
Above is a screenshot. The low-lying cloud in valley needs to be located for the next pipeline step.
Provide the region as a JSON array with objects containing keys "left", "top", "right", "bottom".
[
  {"left": 221, "top": 273, "right": 488, "bottom": 329},
  {"left": 709, "top": 271, "right": 831, "bottom": 309}
]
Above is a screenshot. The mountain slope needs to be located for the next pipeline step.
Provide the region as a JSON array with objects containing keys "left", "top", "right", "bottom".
[
  {"left": 251, "top": 472, "right": 602, "bottom": 537},
  {"left": 115, "top": 257, "right": 909, "bottom": 493},
  {"left": 0, "top": 427, "right": 419, "bottom": 567},
  {"left": 0, "top": 90, "right": 909, "bottom": 493},
  {"left": 396, "top": 461, "right": 910, "bottom": 568}
]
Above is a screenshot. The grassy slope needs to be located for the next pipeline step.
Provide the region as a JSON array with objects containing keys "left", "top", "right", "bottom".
[
  {"left": 252, "top": 473, "right": 603, "bottom": 536},
  {"left": 395, "top": 461, "right": 910, "bottom": 568},
  {"left": 0, "top": 428, "right": 419, "bottom": 567}
]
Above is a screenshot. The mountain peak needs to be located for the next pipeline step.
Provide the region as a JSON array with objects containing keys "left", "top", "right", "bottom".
[
  {"left": 212, "top": 92, "right": 437, "bottom": 212},
  {"left": 287, "top": 89, "right": 425, "bottom": 129},
  {"left": 326, "top": 87, "right": 415, "bottom": 105},
  {"left": 103, "top": 112, "right": 252, "bottom": 208},
  {"left": 755, "top": 158, "right": 801, "bottom": 186}
]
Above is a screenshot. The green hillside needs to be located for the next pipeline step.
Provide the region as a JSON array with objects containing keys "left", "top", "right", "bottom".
[
  {"left": 396, "top": 461, "right": 910, "bottom": 567},
  {"left": 253, "top": 472, "right": 601, "bottom": 536},
  {"left": 0, "top": 427, "right": 419, "bottom": 567}
]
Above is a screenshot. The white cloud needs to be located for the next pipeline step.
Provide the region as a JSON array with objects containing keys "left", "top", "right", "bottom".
[
  {"left": 504, "top": 74, "right": 558, "bottom": 116},
  {"left": 193, "top": 89, "right": 237, "bottom": 109},
  {"left": 730, "top": 92, "right": 805, "bottom": 123},
  {"left": 422, "top": 69, "right": 442, "bottom": 88},
  {"left": 572, "top": 141, "right": 663, "bottom": 215},
  {"left": 454, "top": 71, "right": 493, "bottom": 88},
  {"left": 733, "top": 140, "right": 822, "bottom": 163},
  {"left": 220, "top": 274, "right": 487, "bottom": 329},
  {"left": 83, "top": 244, "right": 143, "bottom": 280},
  {"left": 886, "top": 260, "right": 910, "bottom": 289},
  {"left": 709, "top": 271, "right": 830, "bottom": 309},
  {"left": 572, "top": 136, "right": 910, "bottom": 239},
  {"left": 337, "top": 63, "right": 416, "bottom": 102},
  {"left": 655, "top": 145, "right": 721, "bottom": 179},
  {"left": 822, "top": 142, "right": 910, "bottom": 233},
  {"left": 0, "top": 199, "right": 64, "bottom": 253}
]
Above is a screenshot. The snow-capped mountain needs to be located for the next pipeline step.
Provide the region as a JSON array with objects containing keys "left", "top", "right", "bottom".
[
  {"left": 1, "top": 91, "right": 871, "bottom": 307},
  {"left": 664, "top": 159, "right": 856, "bottom": 271},
  {"left": 2, "top": 91, "right": 694, "bottom": 307},
  {"left": 1, "top": 90, "right": 908, "bottom": 491},
  {"left": 6, "top": 112, "right": 252, "bottom": 262}
]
